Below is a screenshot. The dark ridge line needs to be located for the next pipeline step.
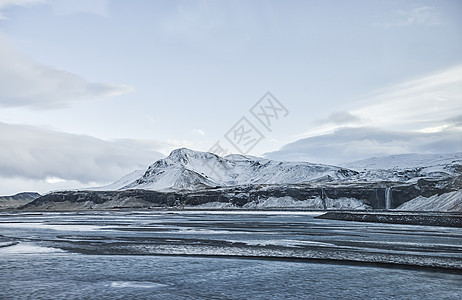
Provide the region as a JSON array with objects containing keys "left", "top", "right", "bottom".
[
  {"left": 316, "top": 212, "right": 462, "bottom": 227},
  {"left": 0, "top": 241, "right": 19, "bottom": 248},
  {"left": 8, "top": 207, "right": 462, "bottom": 214},
  {"left": 64, "top": 249, "right": 462, "bottom": 275}
]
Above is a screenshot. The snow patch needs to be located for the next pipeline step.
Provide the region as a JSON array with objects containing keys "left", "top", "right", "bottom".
[
  {"left": 109, "top": 281, "right": 168, "bottom": 289},
  {"left": 0, "top": 242, "right": 65, "bottom": 254},
  {"left": 242, "top": 196, "right": 368, "bottom": 210},
  {"left": 343, "top": 153, "right": 462, "bottom": 170},
  {"left": 101, "top": 148, "right": 357, "bottom": 192},
  {"left": 243, "top": 196, "right": 323, "bottom": 209},
  {"left": 193, "top": 202, "right": 237, "bottom": 209},
  {"left": 396, "top": 190, "right": 462, "bottom": 212},
  {"left": 89, "top": 170, "right": 145, "bottom": 191},
  {"left": 325, "top": 197, "right": 370, "bottom": 210}
]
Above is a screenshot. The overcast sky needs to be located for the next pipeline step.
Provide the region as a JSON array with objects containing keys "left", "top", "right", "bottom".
[{"left": 0, "top": 0, "right": 461, "bottom": 195}]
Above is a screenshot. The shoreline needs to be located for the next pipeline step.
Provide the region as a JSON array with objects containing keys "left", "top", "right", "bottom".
[
  {"left": 316, "top": 211, "right": 462, "bottom": 227},
  {"left": 2, "top": 208, "right": 461, "bottom": 227}
]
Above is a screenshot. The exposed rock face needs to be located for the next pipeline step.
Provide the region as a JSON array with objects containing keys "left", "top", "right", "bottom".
[
  {"left": 396, "top": 190, "right": 462, "bottom": 212},
  {"left": 22, "top": 176, "right": 461, "bottom": 211},
  {"left": 21, "top": 190, "right": 179, "bottom": 211},
  {"left": 0, "top": 192, "right": 41, "bottom": 209},
  {"left": 20, "top": 150, "right": 462, "bottom": 211}
]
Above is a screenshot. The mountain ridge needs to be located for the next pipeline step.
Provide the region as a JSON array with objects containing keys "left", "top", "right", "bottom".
[
  {"left": 20, "top": 149, "right": 462, "bottom": 212},
  {"left": 108, "top": 148, "right": 359, "bottom": 191}
]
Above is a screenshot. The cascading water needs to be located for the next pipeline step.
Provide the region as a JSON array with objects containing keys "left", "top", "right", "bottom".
[
  {"left": 321, "top": 188, "right": 327, "bottom": 209},
  {"left": 385, "top": 187, "right": 392, "bottom": 210}
]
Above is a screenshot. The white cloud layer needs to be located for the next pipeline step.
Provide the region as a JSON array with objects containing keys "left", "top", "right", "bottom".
[
  {"left": 51, "top": 0, "right": 109, "bottom": 17},
  {"left": 0, "top": 0, "right": 47, "bottom": 19},
  {"left": 269, "top": 65, "right": 462, "bottom": 164},
  {"left": 351, "top": 64, "right": 462, "bottom": 132},
  {"left": 265, "top": 127, "right": 462, "bottom": 165},
  {"left": 0, "top": 122, "right": 165, "bottom": 187},
  {"left": 0, "top": 0, "right": 109, "bottom": 19},
  {"left": 0, "top": 32, "right": 133, "bottom": 109},
  {"left": 375, "top": 6, "right": 441, "bottom": 28},
  {"left": 299, "top": 64, "right": 462, "bottom": 138}
]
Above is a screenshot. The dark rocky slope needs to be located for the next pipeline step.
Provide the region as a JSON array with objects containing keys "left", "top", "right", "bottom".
[
  {"left": 0, "top": 192, "right": 41, "bottom": 209},
  {"left": 22, "top": 175, "right": 461, "bottom": 211}
]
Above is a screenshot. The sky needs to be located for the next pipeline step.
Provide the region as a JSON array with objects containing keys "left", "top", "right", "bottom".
[{"left": 0, "top": 0, "right": 461, "bottom": 195}]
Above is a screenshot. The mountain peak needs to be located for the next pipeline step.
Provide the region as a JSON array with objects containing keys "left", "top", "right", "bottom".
[
  {"left": 108, "top": 148, "right": 358, "bottom": 191},
  {"left": 168, "top": 147, "right": 198, "bottom": 157}
]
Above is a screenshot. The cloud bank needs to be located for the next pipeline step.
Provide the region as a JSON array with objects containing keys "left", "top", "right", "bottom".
[
  {"left": 0, "top": 122, "right": 165, "bottom": 186},
  {"left": 0, "top": 32, "right": 133, "bottom": 109},
  {"left": 265, "top": 127, "right": 462, "bottom": 165},
  {"left": 268, "top": 65, "right": 462, "bottom": 164},
  {"left": 0, "top": 0, "right": 47, "bottom": 19},
  {"left": 375, "top": 6, "right": 441, "bottom": 28}
]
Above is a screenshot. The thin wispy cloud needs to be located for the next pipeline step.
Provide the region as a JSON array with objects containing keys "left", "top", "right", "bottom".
[
  {"left": 300, "top": 64, "right": 462, "bottom": 139},
  {"left": 351, "top": 64, "right": 462, "bottom": 132},
  {"left": 273, "top": 64, "right": 462, "bottom": 163},
  {"left": 265, "top": 127, "right": 462, "bottom": 165},
  {"left": 0, "top": 0, "right": 109, "bottom": 19},
  {"left": 51, "top": 0, "right": 109, "bottom": 17},
  {"left": 0, "top": 32, "right": 133, "bottom": 109},
  {"left": 320, "top": 111, "right": 362, "bottom": 126},
  {"left": 0, "top": 0, "right": 46, "bottom": 19},
  {"left": 160, "top": 2, "right": 227, "bottom": 40},
  {"left": 375, "top": 6, "right": 441, "bottom": 28},
  {"left": 193, "top": 129, "right": 206, "bottom": 136}
]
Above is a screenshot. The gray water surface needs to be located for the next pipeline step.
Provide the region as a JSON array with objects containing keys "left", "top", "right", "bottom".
[{"left": 0, "top": 211, "right": 461, "bottom": 299}]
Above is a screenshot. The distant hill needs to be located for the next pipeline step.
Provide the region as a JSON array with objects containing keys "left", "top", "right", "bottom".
[
  {"left": 342, "top": 153, "right": 462, "bottom": 171},
  {"left": 0, "top": 192, "right": 41, "bottom": 209}
]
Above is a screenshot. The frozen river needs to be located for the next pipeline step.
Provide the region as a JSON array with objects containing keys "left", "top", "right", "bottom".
[{"left": 1, "top": 211, "right": 461, "bottom": 299}]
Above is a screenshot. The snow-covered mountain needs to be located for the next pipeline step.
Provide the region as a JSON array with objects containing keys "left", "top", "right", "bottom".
[
  {"left": 396, "top": 190, "right": 462, "bottom": 212},
  {"left": 26, "top": 150, "right": 462, "bottom": 212},
  {"left": 107, "top": 148, "right": 359, "bottom": 191},
  {"left": 90, "top": 170, "right": 145, "bottom": 191},
  {"left": 342, "top": 153, "right": 462, "bottom": 183},
  {"left": 343, "top": 153, "right": 462, "bottom": 171},
  {"left": 0, "top": 192, "right": 41, "bottom": 209}
]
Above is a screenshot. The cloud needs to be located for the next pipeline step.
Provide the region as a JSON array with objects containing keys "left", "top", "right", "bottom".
[
  {"left": 265, "top": 127, "right": 462, "bottom": 165},
  {"left": 0, "top": 0, "right": 46, "bottom": 19},
  {"left": 51, "top": 0, "right": 109, "bottom": 17},
  {"left": 320, "top": 111, "right": 362, "bottom": 125},
  {"left": 273, "top": 65, "right": 462, "bottom": 165},
  {"left": 352, "top": 65, "right": 462, "bottom": 132},
  {"left": 299, "top": 64, "right": 462, "bottom": 140},
  {"left": 375, "top": 6, "right": 441, "bottom": 28},
  {"left": 0, "top": 0, "right": 109, "bottom": 19},
  {"left": 0, "top": 32, "right": 133, "bottom": 109},
  {"left": 0, "top": 122, "right": 166, "bottom": 185},
  {"left": 446, "top": 115, "right": 462, "bottom": 127},
  {"left": 161, "top": 1, "right": 227, "bottom": 39},
  {"left": 193, "top": 129, "right": 206, "bottom": 136}
]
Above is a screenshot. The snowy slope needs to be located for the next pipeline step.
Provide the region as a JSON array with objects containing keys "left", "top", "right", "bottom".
[
  {"left": 342, "top": 153, "right": 462, "bottom": 182},
  {"left": 343, "top": 153, "right": 462, "bottom": 171},
  {"left": 117, "top": 148, "right": 358, "bottom": 191},
  {"left": 89, "top": 170, "right": 145, "bottom": 191},
  {"left": 396, "top": 190, "right": 462, "bottom": 212}
]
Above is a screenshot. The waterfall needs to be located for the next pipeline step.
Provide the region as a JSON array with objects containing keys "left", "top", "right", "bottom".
[
  {"left": 385, "top": 187, "right": 392, "bottom": 210},
  {"left": 321, "top": 188, "right": 327, "bottom": 209}
]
